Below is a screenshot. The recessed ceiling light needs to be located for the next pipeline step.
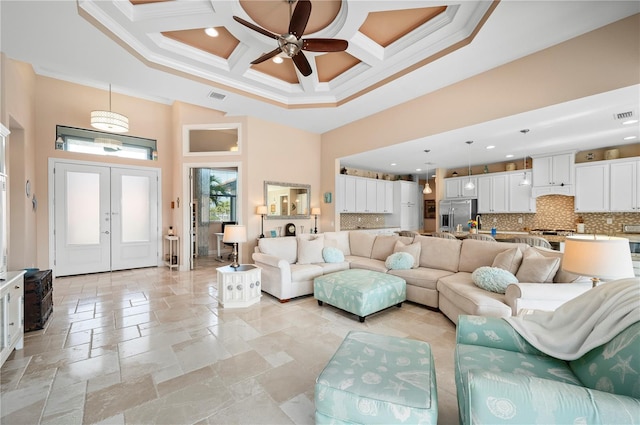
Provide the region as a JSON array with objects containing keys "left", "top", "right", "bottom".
[
  {"left": 622, "top": 119, "right": 639, "bottom": 125},
  {"left": 390, "top": 163, "right": 396, "bottom": 166},
  {"left": 204, "top": 27, "right": 219, "bottom": 37},
  {"left": 416, "top": 168, "right": 422, "bottom": 172},
  {"left": 486, "top": 145, "right": 495, "bottom": 150},
  {"left": 624, "top": 135, "right": 637, "bottom": 140},
  {"left": 273, "top": 56, "right": 284, "bottom": 64},
  {"left": 505, "top": 154, "right": 514, "bottom": 158}
]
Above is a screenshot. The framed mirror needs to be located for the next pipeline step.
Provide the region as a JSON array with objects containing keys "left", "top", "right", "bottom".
[{"left": 264, "top": 181, "right": 310, "bottom": 219}]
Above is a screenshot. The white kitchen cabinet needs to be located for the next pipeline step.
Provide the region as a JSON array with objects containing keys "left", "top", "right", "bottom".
[
  {"left": 610, "top": 159, "right": 639, "bottom": 212},
  {"left": 477, "top": 174, "right": 508, "bottom": 213},
  {"left": 388, "top": 180, "right": 419, "bottom": 229},
  {"left": 444, "top": 176, "right": 477, "bottom": 199},
  {"left": 508, "top": 171, "right": 536, "bottom": 213},
  {"left": 575, "top": 163, "right": 609, "bottom": 212},
  {"left": 365, "top": 179, "right": 377, "bottom": 213},
  {"left": 376, "top": 180, "right": 394, "bottom": 213},
  {"left": 532, "top": 152, "right": 575, "bottom": 197},
  {"left": 336, "top": 175, "right": 357, "bottom": 213},
  {"left": 1, "top": 271, "right": 25, "bottom": 367}
]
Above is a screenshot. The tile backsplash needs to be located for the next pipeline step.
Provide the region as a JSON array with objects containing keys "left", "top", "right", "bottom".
[
  {"left": 482, "top": 195, "right": 640, "bottom": 234},
  {"left": 340, "top": 213, "right": 387, "bottom": 230}
]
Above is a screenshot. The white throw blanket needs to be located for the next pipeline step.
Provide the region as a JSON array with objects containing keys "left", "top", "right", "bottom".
[{"left": 505, "top": 278, "right": 640, "bottom": 361}]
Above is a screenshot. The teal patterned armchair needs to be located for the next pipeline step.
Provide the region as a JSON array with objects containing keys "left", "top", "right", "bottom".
[{"left": 455, "top": 315, "right": 640, "bottom": 424}]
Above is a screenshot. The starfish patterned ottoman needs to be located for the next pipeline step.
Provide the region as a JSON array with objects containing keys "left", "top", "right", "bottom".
[{"left": 315, "top": 331, "right": 437, "bottom": 424}]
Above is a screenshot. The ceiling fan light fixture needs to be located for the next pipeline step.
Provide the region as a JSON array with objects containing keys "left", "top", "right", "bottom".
[{"left": 204, "top": 27, "right": 219, "bottom": 37}]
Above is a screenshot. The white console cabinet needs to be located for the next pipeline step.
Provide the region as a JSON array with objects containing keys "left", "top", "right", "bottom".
[
  {"left": 217, "top": 265, "right": 261, "bottom": 308},
  {"left": 1, "top": 271, "right": 26, "bottom": 367}
]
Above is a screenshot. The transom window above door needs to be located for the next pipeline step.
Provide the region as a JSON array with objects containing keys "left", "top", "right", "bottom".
[{"left": 56, "top": 125, "right": 157, "bottom": 160}]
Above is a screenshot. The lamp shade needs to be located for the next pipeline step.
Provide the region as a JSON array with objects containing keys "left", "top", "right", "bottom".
[
  {"left": 256, "top": 205, "right": 268, "bottom": 215},
  {"left": 91, "top": 110, "right": 129, "bottom": 133},
  {"left": 223, "top": 225, "right": 247, "bottom": 243},
  {"left": 562, "top": 235, "right": 634, "bottom": 280},
  {"left": 311, "top": 207, "right": 321, "bottom": 216}
]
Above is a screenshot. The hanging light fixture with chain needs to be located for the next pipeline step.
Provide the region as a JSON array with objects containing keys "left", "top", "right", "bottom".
[
  {"left": 519, "top": 129, "right": 531, "bottom": 186},
  {"left": 464, "top": 141, "right": 475, "bottom": 190},
  {"left": 423, "top": 149, "right": 433, "bottom": 194},
  {"left": 91, "top": 84, "right": 129, "bottom": 133}
]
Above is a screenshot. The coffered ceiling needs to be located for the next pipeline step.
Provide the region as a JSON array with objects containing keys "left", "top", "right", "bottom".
[{"left": 1, "top": 1, "right": 639, "bottom": 172}]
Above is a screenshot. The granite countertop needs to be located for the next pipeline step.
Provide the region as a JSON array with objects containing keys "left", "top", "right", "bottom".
[{"left": 423, "top": 230, "right": 569, "bottom": 243}]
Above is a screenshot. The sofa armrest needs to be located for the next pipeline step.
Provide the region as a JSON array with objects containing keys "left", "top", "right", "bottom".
[
  {"left": 456, "top": 315, "right": 543, "bottom": 355},
  {"left": 505, "top": 282, "right": 592, "bottom": 316},
  {"left": 252, "top": 252, "right": 290, "bottom": 269},
  {"left": 464, "top": 370, "right": 640, "bottom": 424}
]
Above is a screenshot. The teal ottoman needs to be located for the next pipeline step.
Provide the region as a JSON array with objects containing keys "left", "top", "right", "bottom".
[
  {"left": 314, "top": 269, "right": 406, "bottom": 322},
  {"left": 315, "top": 331, "right": 438, "bottom": 424}
]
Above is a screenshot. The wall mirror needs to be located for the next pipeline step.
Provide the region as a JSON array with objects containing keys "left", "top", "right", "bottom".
[
  {"left": 183, "top": 123, "right": 241, "bottom": 156},
  {"left": 264, "top": 181, "right": 310, "bottom": 219}
]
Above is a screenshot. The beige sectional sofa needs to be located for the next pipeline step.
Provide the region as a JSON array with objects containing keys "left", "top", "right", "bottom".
[{"left": 252, "top": 231, "right": 591, "bottom": 323}]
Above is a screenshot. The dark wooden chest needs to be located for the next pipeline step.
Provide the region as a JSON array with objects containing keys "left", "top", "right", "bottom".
[{"left": 24, "top": 269, "right": 53, "bottom": 332}]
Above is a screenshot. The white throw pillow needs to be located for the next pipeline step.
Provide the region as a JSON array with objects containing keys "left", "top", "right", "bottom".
[
  {"left": 297, "top": 237, "right": 324, "bottom": 264},
  {"left": 516, "top": 248, "right": 561, "bottom": 283},
  {"left": 393, "top": 241, "right": 421, "bottom": 268},
  {"left": 492, "top": 247, "right": 523, "bottom": 275}
]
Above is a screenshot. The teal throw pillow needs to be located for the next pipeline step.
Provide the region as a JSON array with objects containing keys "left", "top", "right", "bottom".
[
  {"left": 385, "top": 252, "right": 414, "bottom": 270},
  {"left": 471, "top": 266, "right": 519, "bottom": 294},
  {"left": 322, "top": 246, "right": 345, "bottom": 263}
]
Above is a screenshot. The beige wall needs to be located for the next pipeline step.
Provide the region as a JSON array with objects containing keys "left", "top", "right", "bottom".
[{"left": 320, "top": 14, "right": 640, "bottom": 231}]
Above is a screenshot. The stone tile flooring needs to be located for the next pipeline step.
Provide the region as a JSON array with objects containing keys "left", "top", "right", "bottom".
[{"left": 1, "top": 262, "right": 459, "bottom": 424}]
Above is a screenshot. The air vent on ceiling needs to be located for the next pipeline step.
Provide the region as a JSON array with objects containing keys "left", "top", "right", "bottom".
[
  {"left": 208, "top": 90, "right": 226, "bottom": 101},
  {"left": 613, "top": 110, "right": 635, "bottom": 120}
]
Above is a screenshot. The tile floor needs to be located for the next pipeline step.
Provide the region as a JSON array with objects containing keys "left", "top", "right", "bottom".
[{"left": 1, "top": 260, "right": 459, "bottom": 424}]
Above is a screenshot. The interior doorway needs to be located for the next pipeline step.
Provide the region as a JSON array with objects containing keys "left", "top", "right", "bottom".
[{"left": 190, "top": 167, "right": 238, "bottom": 270}]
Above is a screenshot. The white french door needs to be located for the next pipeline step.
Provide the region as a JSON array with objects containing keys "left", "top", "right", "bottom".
[{"left": 53, "top": 162, "right": 159, "bottom": 276}]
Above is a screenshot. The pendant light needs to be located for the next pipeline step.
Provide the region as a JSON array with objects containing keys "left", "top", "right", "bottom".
[
  {"left": 464, "top": 141, "right": 475, "bottom": 190},
  {"left": 91, "top": 84, "right": 129, "bottom": 133},
  {"left": 519, "top": 129, "right": 531, "bottom": 186},
  {"left": 423, "top": 149, "right": 432, "bottom": 194}
]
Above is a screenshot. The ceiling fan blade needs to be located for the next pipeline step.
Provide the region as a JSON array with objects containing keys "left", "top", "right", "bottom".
[
  {"left": 250, "top": 48, "right": 282, "bottom": 65},
  {"left": 233, "top": 16, "right": 278, "bottom": 40},
  {"left": 289, "top": 0, "right": 311, "bottom": 38},
  {"left": 292, "top": 51, "right": 312, "bottom": 76},
  {"left": 303, "top": 38, "right": 348, "bottom": 52}
]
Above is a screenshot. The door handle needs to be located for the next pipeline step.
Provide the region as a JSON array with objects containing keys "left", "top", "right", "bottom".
[{"left": 102, "top": 231, "right": 110, "bottom": 235}]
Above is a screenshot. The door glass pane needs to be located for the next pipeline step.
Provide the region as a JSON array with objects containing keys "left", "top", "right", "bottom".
[
  {"left": 121, "top": 175, "right": 149, "bottom": 242},
  {"left": 67, "top": 172, "right": 100, "bottom": 245}
]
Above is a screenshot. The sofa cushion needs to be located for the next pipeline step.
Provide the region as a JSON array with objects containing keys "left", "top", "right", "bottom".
[
  {"left": 385, "top": 252, "right": 414, "bottom": 270},
  {"left": 324, "top": 231, "right": 351, "bottom": 256},
  {"left": 437, "top": 273, "right": 512, "bottom": 317},
  {"left": 315, "top": 261, "right": 350, "bottom": 274},
  {"left": 491, "top": 247, "right": 524, "bottom": 275},
  {"left": 290, "top": 264, "right": 324, "bottom": 282},
  {"left": 387, "top": 267, "right": 454, "bottom": 291},
  {"left": 516, "top": 248, "right": 560, "bottom": 283},
  {"left": 349, "top": 232, "right": 377, "bottom": 258},
  {"left": 531, "top": 246, "right": 586, "bottom": 283},
  {"left": 472, "top": 266, "right": 519, "bottom": 294},
  {"left": 459, "top": 239, "right": 529, "bottom": 273},
  {"left": 322, "top": 246, "right": 345, "bottom": 263},
  {"left": 394, "top": 241, "right": 421, "bottom": 268},
  {"left": 297, "top": 236, "right": 324, "bottom": 265},
  {"left": 349, "top": 258, "right": 388, "bottom": 273},
  {"left": 371, "top": 235, "right": 400, "bottom": 261},
  {"left": 414, "top": 235, "right": 462, "bottom": 273},
  {"left": 258, "top": 237, "right": 298, "bottom": 264}
]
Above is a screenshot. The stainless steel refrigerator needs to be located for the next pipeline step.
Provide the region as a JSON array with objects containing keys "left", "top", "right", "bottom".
[{"left": 439, "top": 199, "right": 477, "bottom": 232}]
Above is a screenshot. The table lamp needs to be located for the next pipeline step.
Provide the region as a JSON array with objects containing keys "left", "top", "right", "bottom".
[
  {"left": 223, "top": 224, "right": 247, "bottom": 268},
  {"left": 311, "top": 207, "right": 321, "bottom": 234},
  {"left": 562, "top": 235, "right": 634, "bottom": 287},
  {"left": 256, "top": 205, "right": 267, "bottom": 238}
]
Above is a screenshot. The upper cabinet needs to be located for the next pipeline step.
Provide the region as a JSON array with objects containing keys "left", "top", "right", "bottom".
[
  {"left": 477, "top": 174, "right": 508, "bottom": 213},
  {"left": 335, "top": 175, "right": 394, "bottom": 214},
  {"left": 444, "top": 176, "right": 477, "bottom": 199},
  {"left": 508, "top": 171, "right": 536, "bottom": 213},
  {"left": 532, "top": 152, "right": 575, "bottom": 197},
  {"left": 574, "top": 157, "right": 640, "bottom": 213}
]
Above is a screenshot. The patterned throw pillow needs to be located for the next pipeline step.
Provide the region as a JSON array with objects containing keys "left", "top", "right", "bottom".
[
  {"left": 385, "top": 252, "right": 414, "bottom": 270},
  {"left": 472, "top": 266, "right": 519, "bottom": 294},
  {"left": 322, "top": 246, "right": 345, "bottom": 263}
]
